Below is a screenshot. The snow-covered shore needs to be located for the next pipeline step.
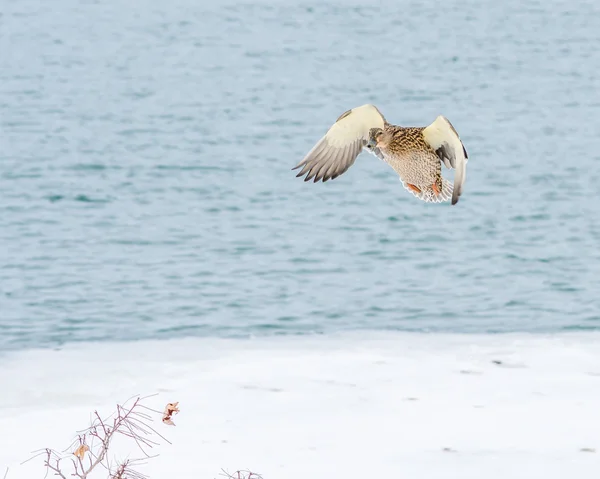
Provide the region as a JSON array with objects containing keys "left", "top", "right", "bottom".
[{"left": 2, "top": 332, "right": 600, "bottom": 478}]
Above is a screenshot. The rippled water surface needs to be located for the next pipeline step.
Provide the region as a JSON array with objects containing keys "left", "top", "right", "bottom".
[{"left": 1, "top": 0, "right": 600, "bottom": 350}]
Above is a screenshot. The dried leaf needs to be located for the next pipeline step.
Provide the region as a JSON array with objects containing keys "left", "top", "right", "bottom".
[
  {"left": 73, "top": 444, "right": 89, "bottom": 459},
  {"left": 162, "top": 401, "right": 180, "bottom": 426},
  {"left": 164, "top": 402, "right": 179, "bottom": 415}
]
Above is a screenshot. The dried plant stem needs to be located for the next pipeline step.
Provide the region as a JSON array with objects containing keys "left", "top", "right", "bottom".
[
  {"left": 29, "top": 395, "right": 172, "bottom": 479},
  {"left": 44, "top": 449, "right": 67, "bottom": 479},
  {"left": 220, "top": 469, "right": 264, "bottom": 479}
]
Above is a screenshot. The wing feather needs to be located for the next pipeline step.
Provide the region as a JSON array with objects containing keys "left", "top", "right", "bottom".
[
  {"left": 422, "top": 115, "right": 469, "bottom": 205},
  {"left": 293, "top": 104, "right": 386, "bottom": 182},
  {"left": 322, "top": 144, "right": 347, "bottom": 182}
]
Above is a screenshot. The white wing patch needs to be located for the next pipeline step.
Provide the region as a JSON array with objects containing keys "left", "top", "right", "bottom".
[
  {"left": 422, "top": 115, "right": 468, "bottom": 205},
  {"left": 293, "top": 104, "right": 386, "bottom": 182},
  {"left": 326, "top": 104, "right": 385, "bottom": 148}
]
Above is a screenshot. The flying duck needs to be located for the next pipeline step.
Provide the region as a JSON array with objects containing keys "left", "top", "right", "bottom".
[{"left": 293, "top": 104, "right": 469, "bottom": 205}]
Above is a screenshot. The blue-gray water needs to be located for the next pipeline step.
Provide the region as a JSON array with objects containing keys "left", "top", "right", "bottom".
[{"left": 1, "top": 0, "right": 600, "bottom": 351}]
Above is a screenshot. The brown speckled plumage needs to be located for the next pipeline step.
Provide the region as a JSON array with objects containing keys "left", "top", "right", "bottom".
[
  {"left": 293, "top": 104, "right": 469, "bottom": 205},
  {"left": 368, "top": 125, "right": 449, "bottom": 203}
]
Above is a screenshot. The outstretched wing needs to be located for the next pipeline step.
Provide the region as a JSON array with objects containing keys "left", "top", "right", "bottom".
[
  {"left": 293, "top": 104, "right": 386, "bottom": 182},
  {"left": 422, "top": 116, "right": 469, "bottom": 205}
]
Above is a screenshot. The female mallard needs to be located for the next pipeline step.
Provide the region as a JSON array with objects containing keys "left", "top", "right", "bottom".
[{"left": 293, "top": 104, "right": 469, "bottom": 205}]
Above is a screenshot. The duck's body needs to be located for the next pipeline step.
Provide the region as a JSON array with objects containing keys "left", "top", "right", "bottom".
[
  {"left": 373, "top": 125, "right": 453, "bottom": 203},
  {"left": 293, "top": 104, "right": 469, "bottom": 205}
]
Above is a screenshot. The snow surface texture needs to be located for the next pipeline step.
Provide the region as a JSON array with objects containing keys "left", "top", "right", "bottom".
[{"left": 1, "top": 333, "right": 600, "bottom": 478}]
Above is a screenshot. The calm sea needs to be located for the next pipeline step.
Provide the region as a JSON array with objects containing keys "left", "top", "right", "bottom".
[{"left": 1, "top": 0, "right": 599, "bottom": 351}]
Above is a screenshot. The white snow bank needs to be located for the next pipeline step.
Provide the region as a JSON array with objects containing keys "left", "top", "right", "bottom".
[{"left": 1, "top": 332, "right": 600, "bottom": 478}]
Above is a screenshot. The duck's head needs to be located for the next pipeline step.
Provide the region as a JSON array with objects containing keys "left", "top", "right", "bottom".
[{"left": 367, "top": 127, "right": 386, "bottom": 148}]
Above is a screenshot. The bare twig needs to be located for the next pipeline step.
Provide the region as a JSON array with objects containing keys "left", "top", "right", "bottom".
[
  {"left": 220, "top": 469, "right": 264, "bottom": 479},
  {"left": 110, "top": 458, "right": 149, "bottom": 479},
  {"left": 43, "top": 449, "right": 67, "bottom": 479},
  {"left": 27, "top": 395, "right": 176, "bottom": 479}
]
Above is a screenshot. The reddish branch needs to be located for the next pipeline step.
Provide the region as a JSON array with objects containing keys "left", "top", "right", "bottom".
[
  {"left": 19, "top": 396, "right": 263, "bottom": 479},
  {"left": 25, "top": 395, "right": 172, "bottom": 479},
  {"left": 221, "top": 469, "right": 264, "bottom": 479}
]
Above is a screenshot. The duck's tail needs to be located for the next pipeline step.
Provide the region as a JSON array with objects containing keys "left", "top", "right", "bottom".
[{"left": 401, "top": 178, "right": 454, "bottom": 203}]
